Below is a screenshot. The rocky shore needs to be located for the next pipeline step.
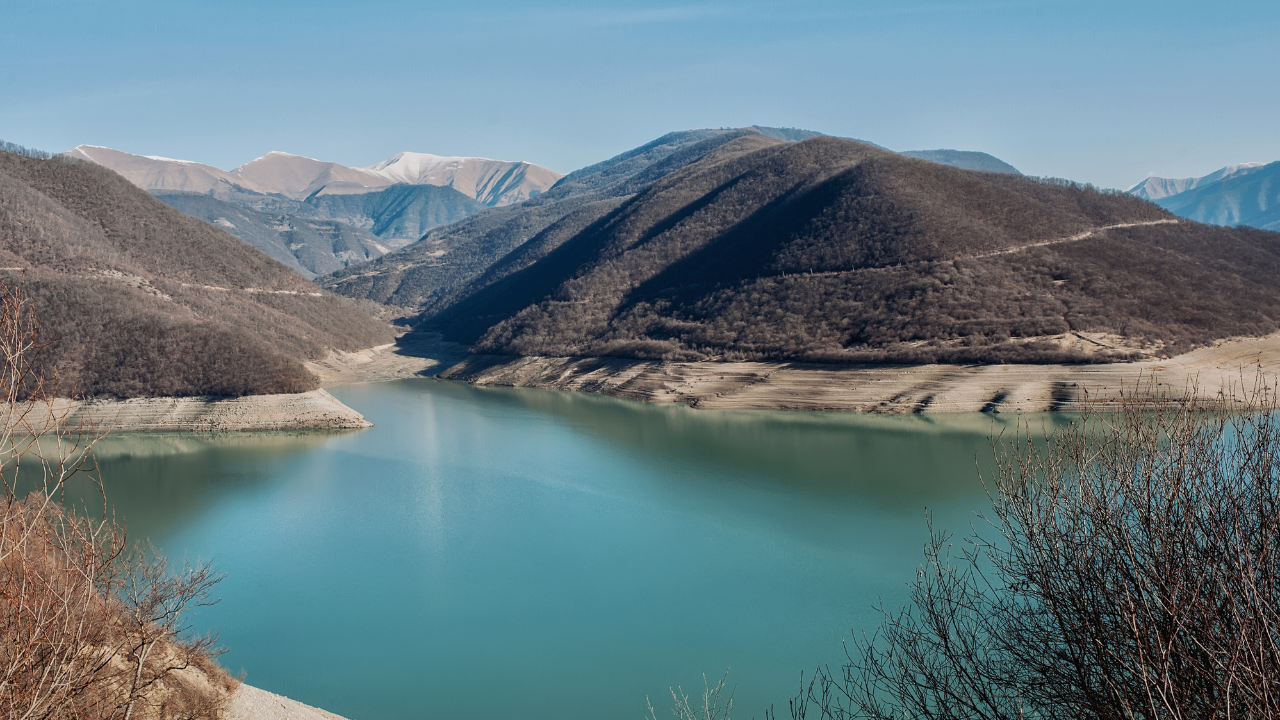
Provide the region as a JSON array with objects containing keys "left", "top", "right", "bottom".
[{"left": 436, "top": 332, "right": 1280, "bottom": 414}]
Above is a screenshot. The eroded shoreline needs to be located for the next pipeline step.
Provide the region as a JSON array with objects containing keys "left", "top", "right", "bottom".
[
  {"left": 49, "top": 389, "right": 372, "bottom": 433},
  {"left": 79, "top": 330, "right": 1280, "bottom": 433},
  {"left": 436, "top": 333, "right": 1280, "bottom": 414}
]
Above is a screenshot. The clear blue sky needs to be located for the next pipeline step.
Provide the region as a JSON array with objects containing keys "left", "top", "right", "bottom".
[{"left": 3, "top": 0, "right": 1277, "bottom": 189}]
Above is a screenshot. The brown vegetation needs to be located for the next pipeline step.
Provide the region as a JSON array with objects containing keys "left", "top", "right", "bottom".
[
  {"left": 0, "top": 145, "right": 393, "bottom": 397},
  {"left": 0, "top": 280, "right": 234, "bottom": 720},
  {"left": 788, "top": 381, "right": 1280, "bottom": 719},
  {"left": 417, "top": 136, "right": 1280, "bottom": 364},
  {"left": 318, "top": 127, "right": 800, "bottom": 313}
]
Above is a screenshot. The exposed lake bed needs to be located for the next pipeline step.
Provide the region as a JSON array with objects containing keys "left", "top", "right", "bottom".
[{"left": 76, "top": 379, "right": 1060, "bottom": 720}]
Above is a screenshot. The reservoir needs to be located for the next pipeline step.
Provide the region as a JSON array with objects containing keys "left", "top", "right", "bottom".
[{"left": 85, "top": 379, "right": 1043, "bottom": 720}]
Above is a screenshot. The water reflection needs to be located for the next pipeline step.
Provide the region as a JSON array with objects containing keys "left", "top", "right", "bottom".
[{"left": 65, "top": 380, "right": 1054, "bottom": 720}]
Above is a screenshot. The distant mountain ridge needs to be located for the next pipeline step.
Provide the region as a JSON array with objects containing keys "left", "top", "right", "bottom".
[
  {"left": 1129, "top": 163, "right": 1265, "bottom": 201},
  {"left": 66, "top": 146, "right": 498, "bottom": 271},
  {"left": 1129, "top": 161, "right": 1279, "bottom": 231},
  {"left": 63, "top": 145, "right": 561, "bottom": 207}
]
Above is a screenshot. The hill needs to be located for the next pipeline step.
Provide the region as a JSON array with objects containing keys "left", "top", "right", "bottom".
[
  {"left": 0, "top": 146, "right": 393, "bottom": 398},
  {"left": 417, "top": 135, "right": 1280, "bottom": 364},
  {"left": 318, "top": 127, "right": 827, "bottom": 312},
  {"left": 1142, "top": 161, "right": 1280, "bottom": 231},
  {"left": 901, "top": 149, "right": 1021, "bottom": 174},
  {"left": 152, "top": 191, "right": 389, "bottom": 278}
]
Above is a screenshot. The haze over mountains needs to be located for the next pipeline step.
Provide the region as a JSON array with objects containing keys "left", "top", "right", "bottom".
[
  {"left": 0, "top": 144, "right": 391, "bottom": 397},
  {"left": 1130, "top": 162, "right": 1280, "bottom": 231}
]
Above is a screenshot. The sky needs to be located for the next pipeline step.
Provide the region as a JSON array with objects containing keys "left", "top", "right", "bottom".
[{"left": 2, "top": 0, "right": 1277, "bottom": 189}]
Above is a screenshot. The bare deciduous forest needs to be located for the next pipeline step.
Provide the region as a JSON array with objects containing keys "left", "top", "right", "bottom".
[
  {"left": 0, "top": 146, "right": 392, "bottom": 397},
  {"left": 414, "top": 136, "right": 1280, "bottom": 364}
]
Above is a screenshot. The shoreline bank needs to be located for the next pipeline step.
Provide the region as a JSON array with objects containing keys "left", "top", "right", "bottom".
[
  {"left": 436, "top": 333, "right": 1280, "bottom": 414},
  {"left": 47, "top": 337, "right": 456, "bottom": 434},
  {"left": 51, "top": 389, "right": 371, "bottom": 433}
]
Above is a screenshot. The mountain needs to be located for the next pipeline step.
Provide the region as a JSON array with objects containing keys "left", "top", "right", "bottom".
[
  {"left": 151, "top": 191, "right": 390, "bottom": 278},
  {"left": 152, "top": 182, "right": 485, "bottom": 276},
  {"left": 359, "top": 152, "right": 563, "bottom": 206},
  {"left": 66, "top": 145, "right": 561, "bottom": 207},
  {"left": 62, "top": 145, "right": 253, "bottom": 196},
  {"left": 1130, "top": 161, "right": 1280, "bottom": 231},
  {"left": 901, "top": 149, "right": 1021, "bottom": 175},
  {"left": 1129, "top": 163, "right": 1265, "bottom": 202},
  {"left": 0, "top": 145, "right": 393, "bottom": 398},
  {"left": 298, "top": 184, "right": 486, "bottom": 244},
  {"left": 415, "top": 135, "right": 1280, "bottom": 365},
  {"left": 319, "top": 127, "right": 828, "bottom": 312}
]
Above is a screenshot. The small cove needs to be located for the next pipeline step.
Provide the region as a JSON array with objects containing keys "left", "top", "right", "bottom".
[{"left": 75, "top": 379, "right": 1065, "bottom": 720}]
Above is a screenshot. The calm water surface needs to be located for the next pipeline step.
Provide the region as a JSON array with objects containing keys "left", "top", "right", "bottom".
[{"left": 81, "top": 379, "right": 1057, "bottom": 720}]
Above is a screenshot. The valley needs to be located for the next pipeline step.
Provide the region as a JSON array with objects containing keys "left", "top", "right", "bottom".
[{"left": 9, "top": 5, "right": 1279, "bottom": 720}]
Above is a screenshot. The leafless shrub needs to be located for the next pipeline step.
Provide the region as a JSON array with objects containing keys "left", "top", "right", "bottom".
[
  {"left": 649, "top": 670, "right": 735, "bottom": 720},
  {"left": 789, "top": 377, "right": 1280, "bottom": 720},
  {"left": 0, "top": 278, "right": 230, "bottom": 720}
]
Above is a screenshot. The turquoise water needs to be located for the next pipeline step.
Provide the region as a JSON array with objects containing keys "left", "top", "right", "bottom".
[{"left": 80, "top": 379, "right": 1046, "bottom": 720}]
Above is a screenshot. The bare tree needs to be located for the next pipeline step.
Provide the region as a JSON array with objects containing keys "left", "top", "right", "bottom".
[
  {"left": 789, "top": 378, "right": 1280, "bottom": 720},
  {"left": 0, "top": 277, "right": 231, "bottom": 720}
]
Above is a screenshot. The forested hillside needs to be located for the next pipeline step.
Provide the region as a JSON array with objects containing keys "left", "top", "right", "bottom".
[
  {"left": 419, "top": 136, "right": 1280, "bottom": 364},
  {"left": 0, "top": 146, "right": 392, "bottom": 397},
  {"left": 318, "top": 126, "right": 822, "bottom": 312}
]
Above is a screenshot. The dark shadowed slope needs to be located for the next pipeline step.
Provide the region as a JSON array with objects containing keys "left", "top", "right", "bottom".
[
  {"left": 421, "top": 135, "right": 1280, "bottom": 364},
  {"left": 317, "top": 127, "right": 827, "bottom": 313},
  {"left": 0, "top": 147, "right": 393, "bottom": 397},
  {"left": 901, "top": 149, "right": 1021, "bottom": 175},
  {"left": 152, "top": 191, "right": 388, "bottom": 278}
]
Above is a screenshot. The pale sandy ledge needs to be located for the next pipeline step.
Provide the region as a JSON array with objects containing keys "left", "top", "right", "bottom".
[
  {"left": 436, "top": 333, "right": 1280, "bottom": 414},
  {"left": 225, "top": 684, "right": 351, "bottom": 720},
  {"left": 44, "top": 389, "right": 371, "bottom": 434},
  {"left": 39, "top": 338, "right": 455, "bottom": 434}
]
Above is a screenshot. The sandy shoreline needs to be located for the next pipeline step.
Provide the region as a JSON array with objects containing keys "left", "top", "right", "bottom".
[
  {"left": 225, "top": 684, "right": 351, "bottom": 720},
  {"left": 47, "top": 389, "right": 372, "bottom": 433},
  {"left": 75, "top": 330, "right": 1280, "bottom": 433},
  {"left": 436, "top": 332, "right": 1280, "bottom": 414}
]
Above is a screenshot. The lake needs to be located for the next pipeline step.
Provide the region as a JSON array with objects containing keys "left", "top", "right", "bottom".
[{"left": 80, "top": 379, "right": 1051, "bottom": 720}]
